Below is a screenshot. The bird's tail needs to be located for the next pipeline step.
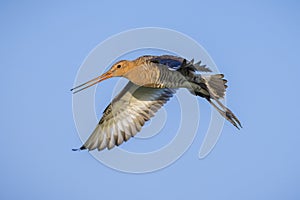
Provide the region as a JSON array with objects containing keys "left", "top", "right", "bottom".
[
  {"left": 192, "top": 74, "right": 242, "bottom": 129},
  {"left": 202, "top": 74, "right": 227, "bottom": 99}
]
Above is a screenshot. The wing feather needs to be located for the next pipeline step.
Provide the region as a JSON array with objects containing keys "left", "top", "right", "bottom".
[
  {"left": 80, "top": 81, "right": 176, "bottom": 151},
  {"left": 148, "top": 55, "right": 212, "bottom": 72}
]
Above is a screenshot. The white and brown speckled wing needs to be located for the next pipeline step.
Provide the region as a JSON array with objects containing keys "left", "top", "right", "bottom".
[{"left": 78, "top": 81, "right": 176, "bottom": 151}]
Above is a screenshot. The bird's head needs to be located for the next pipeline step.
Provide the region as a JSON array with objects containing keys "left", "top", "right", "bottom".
[
  {"left": 71, "top": 60, "right": 135, "bottom": 94},
  {"left": 108, "top": 60, "right": 136, "bottom": 77}
]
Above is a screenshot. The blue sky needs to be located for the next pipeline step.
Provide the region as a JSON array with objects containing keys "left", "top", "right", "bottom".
[{"left": 1, "top": 1, "right": 299, "bottom": 199}]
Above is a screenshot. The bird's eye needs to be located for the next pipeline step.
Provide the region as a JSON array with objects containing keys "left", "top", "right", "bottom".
[{"left": 117, "top": 64, "right": 121, "bottom": 68}]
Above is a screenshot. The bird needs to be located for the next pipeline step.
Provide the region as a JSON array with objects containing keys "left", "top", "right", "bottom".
[{"left": 71, "top": 55, "right": 242, "bottom": 151}]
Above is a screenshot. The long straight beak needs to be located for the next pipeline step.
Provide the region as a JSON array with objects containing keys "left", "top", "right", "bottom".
[{"left": 71, "top": 71, "right": 112, "bottom": 94}]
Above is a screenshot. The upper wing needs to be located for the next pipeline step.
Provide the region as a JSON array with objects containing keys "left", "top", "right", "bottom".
[
  {"left": 79, "top": 81, "right": 176, "bottom": 151},
  {"left": 149, "top": 55, "right": 183, "bottom": 70},
  {"left": 148, "top": 55, "right": 212, "bottom": 72}
]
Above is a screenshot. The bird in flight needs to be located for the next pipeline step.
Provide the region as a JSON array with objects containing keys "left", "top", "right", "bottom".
[{"left": 71, "top": 55, "right": 242, "bottom": 151}]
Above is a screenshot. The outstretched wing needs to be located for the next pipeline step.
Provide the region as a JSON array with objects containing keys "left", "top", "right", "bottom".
[{"left": 78, "top": 82, "right": 176, "bottom": 151}]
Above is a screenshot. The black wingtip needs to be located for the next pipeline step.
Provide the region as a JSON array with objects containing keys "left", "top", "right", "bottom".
[
  {"left": 72, "top": 146, "right": 87, "bottom": 152},
  {"left": 72, "top": 148, "right": 79, "bottom": 151}
]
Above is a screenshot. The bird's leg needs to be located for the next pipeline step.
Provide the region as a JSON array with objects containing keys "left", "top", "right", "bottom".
[
  {"left": 214, "top": 99, "right": 242, "bottom": 128},
  {"left": 207, "top": 98, "right": 242, "bottom": 129}
]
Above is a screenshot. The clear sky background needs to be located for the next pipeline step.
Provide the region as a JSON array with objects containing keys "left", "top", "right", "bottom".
[{"left": 1, "top": 1, "right": 299, "bottom": 199}]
